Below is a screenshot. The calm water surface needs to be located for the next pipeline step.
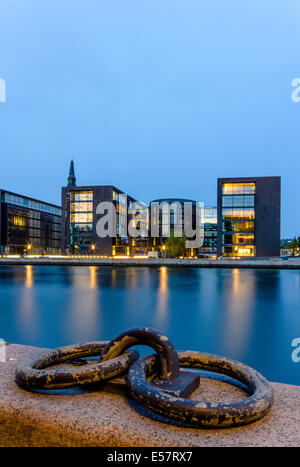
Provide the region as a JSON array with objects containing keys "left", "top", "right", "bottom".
[{"left": 0, "top": 265, "right": 299, "bottom": 385}]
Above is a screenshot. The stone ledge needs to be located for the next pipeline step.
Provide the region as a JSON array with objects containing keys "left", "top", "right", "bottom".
[
  {"left": 0, "top": 344, "right": 299, "bottom": 447},
  {"left": 0, "top": 257, "right": 300, "bottom": 269}
]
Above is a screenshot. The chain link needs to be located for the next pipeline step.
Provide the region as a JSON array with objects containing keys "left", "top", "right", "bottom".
[{"left": 15, "top": 328, "right": 273, "bottom": 428}]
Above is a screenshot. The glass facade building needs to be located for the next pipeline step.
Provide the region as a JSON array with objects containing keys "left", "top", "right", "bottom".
[
  {"left": 199, "top": 207, "right": 217, "bottom": 257},
  {"left": 221, "top": 182, "right": 255, "bottom": 257},
  {"left": 149, "top": 198, "right": 203, "bottom": 257},
  {"left": 0, "top": 190, "right": 61, "bottom": 255},
  {"left": 62, "top": 184, "right": 140, "bottom": 256},
  {"left": 217, "top": 177, "right": 281, "bottom": 257}
]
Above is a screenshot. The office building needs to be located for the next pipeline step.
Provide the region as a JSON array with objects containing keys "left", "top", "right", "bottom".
[
  {"left": 0, "top": 189, "right": 61, "bottom": 255},
  {"left": 199, "top": 206, "right": 217, "bottom": 257},
  {"left": 61, "top": 162, "right": 140, "bottom": 255},
  {"left": 217, "top": 176, "right": 281, "bottom": 257},
  {"left": 149, "top": 198, "right": 202, "bottom": 257}
]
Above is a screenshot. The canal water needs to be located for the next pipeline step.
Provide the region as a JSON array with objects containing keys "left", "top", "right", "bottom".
[{"left": 0, "top": 265, "right": 299, "bottom": 385}]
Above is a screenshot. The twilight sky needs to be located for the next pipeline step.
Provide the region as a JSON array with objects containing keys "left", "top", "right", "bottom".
[{"left": 0, "top": 1, "right": 300, "bottom": 237}]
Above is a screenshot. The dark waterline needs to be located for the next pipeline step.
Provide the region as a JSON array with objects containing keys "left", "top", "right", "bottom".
[{"left": 0, "top": 265, "right": 299, "bottom": 385}]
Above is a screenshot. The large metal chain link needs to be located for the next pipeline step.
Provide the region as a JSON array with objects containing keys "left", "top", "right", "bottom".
[
  {"left": 15, "top": 327, "right": 273, "bottom": 428},
  {"left": 15, "top": 342, "right": 139, "bottom": 390}
]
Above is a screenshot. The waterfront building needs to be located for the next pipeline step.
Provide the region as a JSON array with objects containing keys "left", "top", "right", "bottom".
[
  {"left": 198, "top": 206, "right": 218, "bottom": 257},
  {"left": 61, "top": 162, "right": 142, "bottom": 256},
  {"left": 149, "top": 198, "right": 202, "bottom": 257},
  {"left": 217, "top": 176, "right": 281, "bottom": 257},
  {"left": 0, "top": 189, "right": 61, "bottom": 255}
]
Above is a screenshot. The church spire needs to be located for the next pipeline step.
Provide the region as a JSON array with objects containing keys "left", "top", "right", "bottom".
[{"left": 67, "top": 159, "right": 76, "bottom": 187}]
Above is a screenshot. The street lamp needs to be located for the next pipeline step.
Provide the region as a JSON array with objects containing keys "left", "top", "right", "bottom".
[{"left": 162, "top": 244, "right": 166, "bottom": 258}]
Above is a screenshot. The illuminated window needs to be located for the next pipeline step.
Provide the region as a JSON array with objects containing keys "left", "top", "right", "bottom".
[
  {"left": 71, "top": 202, "right": 93, "bottom": 212},
  {"left": 13, "top": 216, "right": 26, "bottom": 226},
  {"left": 222, "top": 183, "right": 255, "bottom": 195},
  {"left": 71, "top": 191, "right": 93, "bottom": 201},
  {"left": 71, "top": 213, "right": 93, "bottom": 223},
  {"left": 222, "top": 245, "right": 255, "bottom": 257},
  {"left": 232, "top": 234, "right": 254, "bottom": 244},
  {"left": 223, "top": 221, "right": 255, "bottom": 232},
  {"left": 222, "top": 208, "right": 255, "bottom": 219}
]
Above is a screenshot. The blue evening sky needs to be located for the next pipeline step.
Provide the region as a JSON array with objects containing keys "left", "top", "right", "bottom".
[{"left": 1, "top": 1, "right": 300, "bottom": 237}]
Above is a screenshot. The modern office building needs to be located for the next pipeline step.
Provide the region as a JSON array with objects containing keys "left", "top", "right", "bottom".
[
  {"left": 198, "top": 206, "right": 217, "bottom": 257},
  {"left": 217, "top": 176, "right": 281, "bottom": 257},
  {"left": 61, "top": 162, "right": 141, "bottom": 256},
  {"left": 149, "top": 198, "right": 203, "bottom": 257},
  {"left": 0, "top": 189, "right": 61, "bottom": 255}
]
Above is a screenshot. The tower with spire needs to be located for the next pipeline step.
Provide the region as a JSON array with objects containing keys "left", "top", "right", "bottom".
[{"left": 67, "top": 159, "right": 76, "bottom": 187}]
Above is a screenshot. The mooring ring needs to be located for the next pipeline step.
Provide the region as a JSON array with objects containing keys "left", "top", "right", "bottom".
[
  {"left": 99, "top": 327, "right": 180, "bottom": 384},
  {"left": 16, "top": 342, "right": 139, "bottom": 390},
  {"left": 127, "top": 350, "right": 273, "bottom": 428}
]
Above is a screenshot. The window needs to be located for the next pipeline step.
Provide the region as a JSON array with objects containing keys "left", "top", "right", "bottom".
[
  {"left": 222, "top": 245, "right": 255, "bottom": 257},
  {"left": 222, "top": 208, "right": 255, "bottom": 219},
  {"left": 224, "top": 234, "right": 254, "bottom": 245},
  {"left": 72, "top": 223, "right": 93, "bottom": 233},
  {"left": 13, "top": 216, "right": 26, "bottom": 227},
  {"left": 3, "top": 193, "right": 61, "bottom": 215},
  {"left": 71, "top": 202, "right": 93, "bottom": 212},
  {"left": 72, "top": 191, "right": 93, "bottom": 201},
  {"left": 72, "top": 213, "right": 93, "bottom": 223},
  {"left": 222, "top": 183, "right": 255, "bottom": 195},
  {"left": 223, "top": 220, "right": 255, "bottom": 233},
  {"left": 222, "top": 195, "right": 254, "bottom": 207}
]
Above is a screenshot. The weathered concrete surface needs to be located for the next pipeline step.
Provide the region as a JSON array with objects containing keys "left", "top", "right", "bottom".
[
  {"left": 0, "top": 257, "right": 300, "bottom": 269},
  {"left": 0, "top": 344, "right": 299, "bottom": 447}
]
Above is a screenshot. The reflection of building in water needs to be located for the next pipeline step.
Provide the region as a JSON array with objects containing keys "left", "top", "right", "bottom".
[
  {"left": 155, "top": 267, "right": 169, "bottom": 327},
  {"left": 25, "top": 265, "right": 33, "bottom": 288},
  {"left": 18, "top": 265, "right": 39, "bottom": 341},
  {"left": 89, "top": 266, "right": 97, "bottom": 289},
  {"left": 126, "top": 268, "right": 138, "bottom": 289},
  {"left": 223, "top": 268, "right": 255, "bottom": 355},
  {"left": 66, "top": 267, "right": 100, "bottom": 342}
]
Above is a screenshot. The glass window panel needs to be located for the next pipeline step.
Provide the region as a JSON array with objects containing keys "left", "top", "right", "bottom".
[
  {"left": 223, "top": 220, "right": 255, "bottom": 232},
  {"left": 222, "top": 208, "right": 255, "bottom": 219},
  {"left": 71, "top": 202, "right": 93, "bottom": 212},
  {"left": 71, "top": 213, "right": 93, "bottom": 223},
  {"left": 222, "top": 245, "right": 255, "bottom": 257},
  {"left": 243, "top": 195, "right": 255, "bottom": 207},
  {"left": 222, "top": 182, "right": 255, "bottom": 195},
  {"left": 222, "top": 196, "right": 232, "bottom": 207},
  {"left": 223, "top": 184, "right": 233, "bottom": 195},
  {"left": 231, "top": 234, "right": 254, "bottom": 244},
  {"left": 72, "top": 191, "right": 93, "bottom": 201},
  {"left": 72, "top": 223, "right": 93, "bottom": 232},
  {"left": 232, "top": 196, "right": 244, "bottom": 207}
]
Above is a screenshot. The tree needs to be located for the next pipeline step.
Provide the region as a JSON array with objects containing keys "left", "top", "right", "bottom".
[
  {"left": 281, "top": 236, "right": 300, "bottom": 255},
  {"left": 165, "top": 229, "right": 187, "bottom": 258}
]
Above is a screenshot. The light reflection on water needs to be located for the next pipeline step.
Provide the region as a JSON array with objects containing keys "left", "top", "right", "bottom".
[{"left": 0, "top": 265, "right": 299, "bottom": 385}]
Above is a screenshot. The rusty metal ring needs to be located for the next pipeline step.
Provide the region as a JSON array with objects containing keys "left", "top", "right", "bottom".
[
  {"left": 99, "top": 327, "right": 180, "bottom": 384},
  {"left": 127, "top": 351, "right": 273, "bottom": 428},
  {"left": 15, "top": 342, "right": 139, "bottom": 390}
]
